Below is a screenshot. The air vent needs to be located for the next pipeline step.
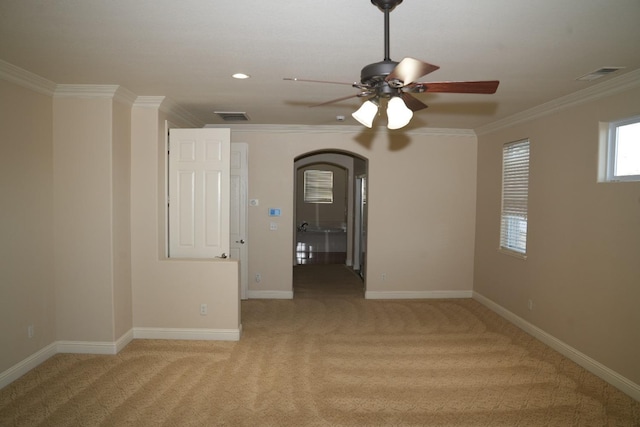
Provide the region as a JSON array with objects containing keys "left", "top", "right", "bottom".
[
  {"left": 214, "top": 111, "right": 250, "bottom": 121},
  {"left": 576, "top": 67, "right": 624, "bottom": 81}
]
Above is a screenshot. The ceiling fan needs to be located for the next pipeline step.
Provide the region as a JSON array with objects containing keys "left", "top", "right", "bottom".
[{"left": 284, "top": 0, "right": 499, "bottom": 129}]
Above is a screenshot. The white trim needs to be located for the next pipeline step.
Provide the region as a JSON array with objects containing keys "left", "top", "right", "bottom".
[
  {"left": 247, "top": 290, "right": 294, "bottom": 299},
  {"left": 132, "top": 96, "right": 204, "bottom": 128},
  {"left": 0, "top": 59, "right": 57, "bottom": 96},
  {"left": 54, "top": 84, "right": 120, "bottom": 98},
  {"left": 134, "top": 95, "right": 165, "bottom": 109},
  {"left": 113, "top": 86, "right": 138, "bottom": 106},
  {"left": 476, "top": 68, "right": 640, "bottom": 135},
  {"left": 53, "top": 84, "right": 138, "bottom": 105},
  {"left": 205, "top": 123, "right": 476, "bottom": 137},
  {"left": 115, "top": 329, "right": 134, "bottom": 353},
  {"left": 473, "top": 291, "right": 640, "bottom": 401},
  {"left": 158, "top": 97, "right": 204, "bottom": 128},
  {"left": 133, "top": 327, "right": 241, "bottom": 341},
  {"left": 57, "top": 340, "right": 120, "bottom": 355},
  {"left": 365, "top": 290, "right": 473, "bottom": 299},
  {"left": 0, "top": 327, "right": 233, "bottom": 389},
  {"left": 0, "top": 343, "right": 57, "bottom": 390}
]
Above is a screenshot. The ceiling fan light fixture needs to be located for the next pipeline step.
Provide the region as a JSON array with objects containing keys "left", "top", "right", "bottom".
[
  {"left": 386, "top": 96, "right": 413, "bottom": 129},
  {"left": 352, "top": 99, "right": 379, "bottom": 128}
]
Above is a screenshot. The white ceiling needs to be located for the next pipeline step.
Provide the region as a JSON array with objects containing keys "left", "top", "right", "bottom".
[{"left": 1, "top": 0, "right": 639, "bottom": 130}]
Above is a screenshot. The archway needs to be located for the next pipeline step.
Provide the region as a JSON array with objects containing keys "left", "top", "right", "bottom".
[{"left": 293, "top": 150, "right": 368, "bottom": 296}]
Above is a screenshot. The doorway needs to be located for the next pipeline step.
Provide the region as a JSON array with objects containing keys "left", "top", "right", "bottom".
[{"left": 293, "top": 151, "right": 368, "bottom": 295}]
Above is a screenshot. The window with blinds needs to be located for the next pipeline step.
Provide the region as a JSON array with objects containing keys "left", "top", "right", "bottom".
[
  {"left": 500, "top": 139, "right": 530, "bottom": 256},
  {"left": 304, "top": 170, "right": 333, "bottom": 203}
]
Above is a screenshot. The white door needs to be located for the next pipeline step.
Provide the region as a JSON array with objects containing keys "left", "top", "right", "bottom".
[
  {"left": 230, "top": 143, "right": 249, "bottom": 299},
  {"left": 168, "top": 128, "right": 231, "bottom": 258}
]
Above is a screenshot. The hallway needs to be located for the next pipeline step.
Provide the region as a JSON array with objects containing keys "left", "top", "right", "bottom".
[{"left": 293, "top": 264, "right": 364, "bottom": 299}]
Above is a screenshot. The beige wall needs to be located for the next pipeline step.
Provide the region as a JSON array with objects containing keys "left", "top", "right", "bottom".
[
  {"left": 112, "top": 98, "right": 133, "bottom": 340},
  {"left": 0, "top": 80, "right": 55, "bottom": 372},
  {"left": 52, "top": 92, "right": 134, "bottom": 343},
  {"left": 474, "top": 87, "right": 640, "bottom": 384},
  {"left": 130, "top": 102, "right": 240, "bottom": 333},
  {"left": 230, "top": 128, "right": 478, "bottom": 297}
]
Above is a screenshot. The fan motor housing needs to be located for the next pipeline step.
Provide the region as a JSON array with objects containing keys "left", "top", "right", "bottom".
[
  {"left": 360, "top": 60, "right": 398, "bottom": 85},
  {"left": 371, "top": 0, "right": 403, "bottom": 11}
]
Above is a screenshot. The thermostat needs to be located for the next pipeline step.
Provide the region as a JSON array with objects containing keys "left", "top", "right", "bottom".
[{"left": 268, "top": 208, "right": 281, "bottom": 217}]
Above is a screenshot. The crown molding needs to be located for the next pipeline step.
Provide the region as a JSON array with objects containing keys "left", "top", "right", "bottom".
[
  {"left": 54, "top": 84, "right": 138, "bottom": 105},
  {"left": 133, "top": 95, "right": 165, "bottom": 109},
  {"left": 133, "top": 96, "right": 204, "bottom": 128},
  {"left": 476, "top": 68, "right": 640, "bottom": 136},
  {"left": 113, "top": 86, "right": 138, "bottom": 105},
  {"left": 158, "top": 98, "right": 204, "bottom": 128},
  {"left": 54, "top": 84, "right": 118, "bottom": 98},
  {"left": 0, "top": 59, "right": 57, "bottom": 96},
  {"left": 204, "top": 123, "right": 476, "bottom": 137}
]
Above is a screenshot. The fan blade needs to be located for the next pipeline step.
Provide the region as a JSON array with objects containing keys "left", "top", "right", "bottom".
[
  {"left": 386, "top": 57, "right": 440, "bottom": 86},
  {"left": 409, "top": 80, "right": 500, "bottom": 94},
  {"left": 284, "top": 77, "right": 357, "bottom": 86},
  {"left": 309, "top": 93, "right": 361, "bottom": 107},
  {"left": 401, "top": 93, "right": 428, "bottom": 112}
]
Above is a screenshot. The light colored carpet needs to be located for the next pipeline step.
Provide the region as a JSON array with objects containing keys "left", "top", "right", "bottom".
[{"left": 1, "top": 265, "right": 638, "bottom": 426}]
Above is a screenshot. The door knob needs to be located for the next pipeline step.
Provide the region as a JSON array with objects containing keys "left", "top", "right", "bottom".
[
  {"left": 215, "top": 253, "right": 228, "bottom": 259},
  {"left": 236, "top": 239, "right": 245, "bottom": 244}
]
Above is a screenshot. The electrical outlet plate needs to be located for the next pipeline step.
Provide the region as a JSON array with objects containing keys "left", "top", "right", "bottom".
[{"left": 200, "top": 304, "right": 208, "bottom": 315}]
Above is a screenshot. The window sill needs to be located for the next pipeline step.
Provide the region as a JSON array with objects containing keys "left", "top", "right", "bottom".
[{"left": 498, "top": 248, "right": 527, "bottom": 260}]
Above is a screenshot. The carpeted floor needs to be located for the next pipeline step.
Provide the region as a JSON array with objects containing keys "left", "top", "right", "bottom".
[{"left": 0, "top": 264, "right": 638, "bottom": 426}]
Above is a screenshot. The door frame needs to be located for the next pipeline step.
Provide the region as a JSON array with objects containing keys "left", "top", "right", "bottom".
[{"left": 231, "top": 142, "right": 249, "bottom": 299}]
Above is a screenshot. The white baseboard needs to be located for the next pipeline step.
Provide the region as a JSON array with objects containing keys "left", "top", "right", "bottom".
[
  {"left": 133, "top": 327, "right": 241, "bottom": 341},
  {"left": 116, "top": 329, "right": 134, "bottom": 353},
  {"left": 0, "top": 326, "right": 235, "bottom": 390},
  {"left": 57, "top": 329, "right": 134, "bottom": 355},
  {"left": 247, "top": 290, "right": 294, "bottom": 299},
  {"left": 0, "top": 342, "right": 57, "bottom": 390},
  {"left": 57, "top": 340, "right": 119, "bottom": 355},
  {"left": 365, "top": 290, "right": 473, "bottom": 299},
  {"left": 473, "top": 291, "right": 640, "bottom": 401}
]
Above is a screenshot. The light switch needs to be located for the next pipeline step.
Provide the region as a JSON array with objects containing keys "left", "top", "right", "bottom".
[{"left": 270, "top": 222, "right": 278, "bottom": 231}]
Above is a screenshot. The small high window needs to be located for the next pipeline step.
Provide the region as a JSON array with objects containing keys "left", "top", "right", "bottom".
[
  {"left": 604, "top": 116, "right": 640, "bottom": 182},
  {"left": 304, "top": 170, "right": 333, "bottom": 203},
  {"left": 500, "top": 139, "right": 530, "bottom": 257}
]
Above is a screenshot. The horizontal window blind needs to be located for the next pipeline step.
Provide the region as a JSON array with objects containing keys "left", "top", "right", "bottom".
[
  {"left": 304, "top": 170, "right": 333, "bottom": 203},
  {"left": 500, "top": 139, "right": 530, "bottom": 254}
]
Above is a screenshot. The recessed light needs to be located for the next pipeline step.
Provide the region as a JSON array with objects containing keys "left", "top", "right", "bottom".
[{"left": 232, "top": 73, "right": 251, "bottom": 79}]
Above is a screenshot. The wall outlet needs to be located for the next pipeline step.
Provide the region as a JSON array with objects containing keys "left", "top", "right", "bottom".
[
  {"left": 255, "top": 273, "right": 261, "bottom": 283},
  {"left": 27, "top": 325, "right": 34, "bottom": 338},
  {"left": 200, "top": 304, "right": 208, "bottom": 316},
  {"left": 381, "top": 273, "right": 387, "bottom": 281}
]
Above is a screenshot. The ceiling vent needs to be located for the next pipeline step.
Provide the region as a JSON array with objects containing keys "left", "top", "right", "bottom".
[
  {"left": 576, "top": 67, "right": 624, "bottom": 81},
  {"left": 214, "top": 111, "right": 250, "bottom": 121}
]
